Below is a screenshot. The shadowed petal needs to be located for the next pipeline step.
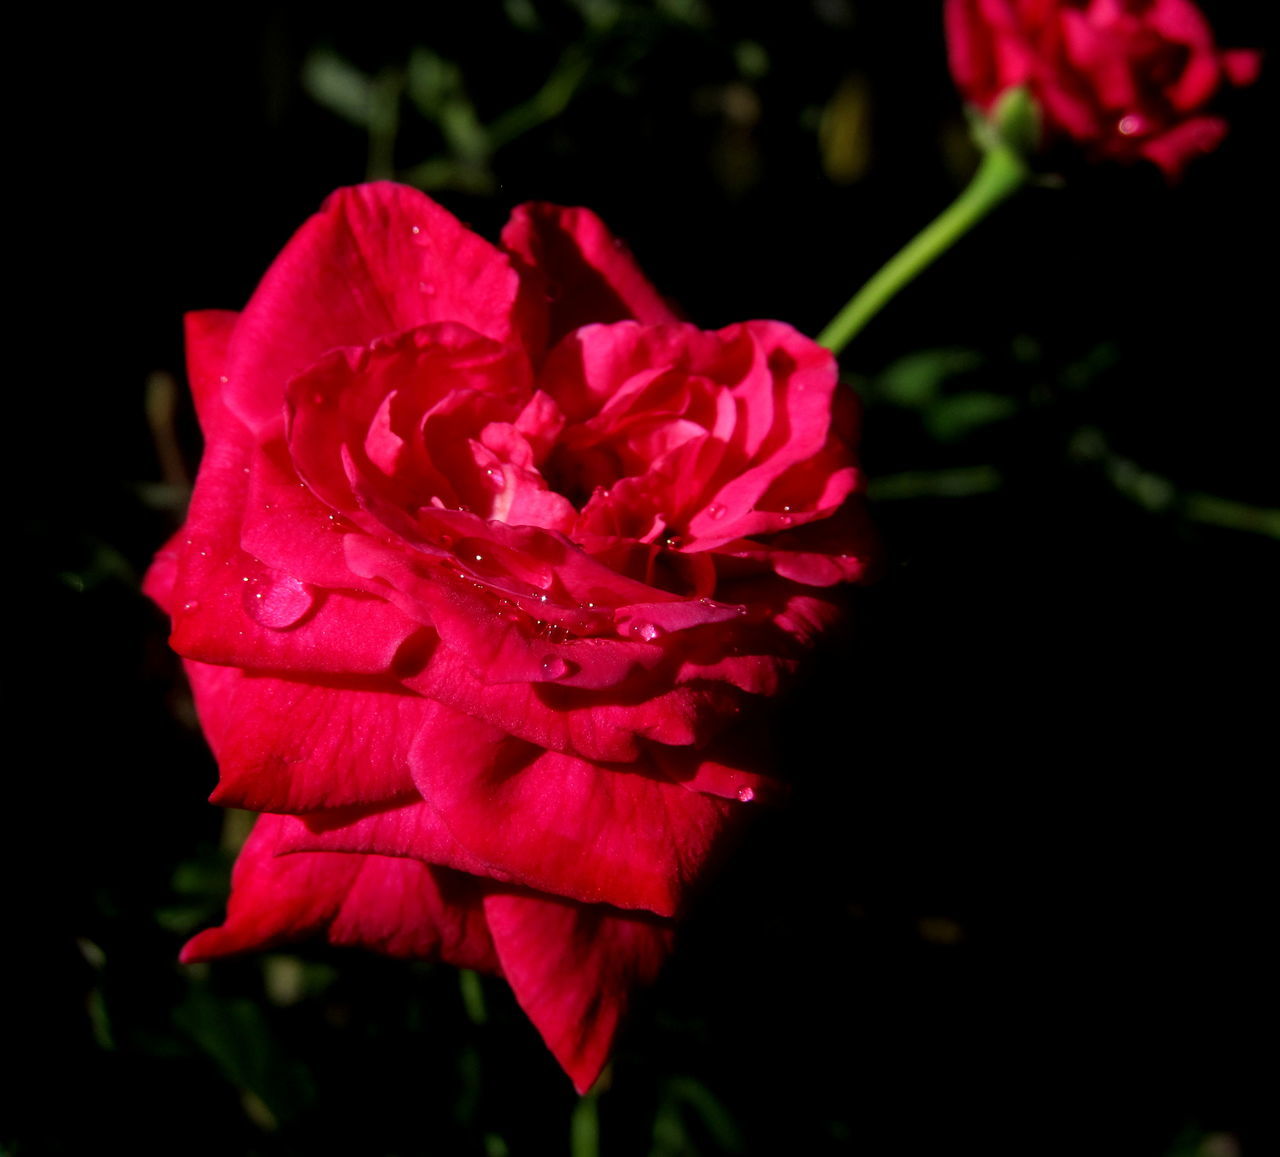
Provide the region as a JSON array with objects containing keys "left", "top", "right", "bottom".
[
  {"left": 484, "top": 891, "right": 673, "bottom": 1093},
  {"left": 412, "top": 740, "right": 735, "bottom": 917},
  {"left": 502, "top": 203, "right": 680, "bottom": 348},
  {"left": 182, "top": 815, "right": 498, "bottom": 971}
]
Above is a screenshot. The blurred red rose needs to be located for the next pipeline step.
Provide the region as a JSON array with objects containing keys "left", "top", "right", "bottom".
[
  {"left": 945, "top": 0, "right": 1260, "bottom": 177},
  {"left": 146, "top": 183, "right": 875, "bottom": 1091}
]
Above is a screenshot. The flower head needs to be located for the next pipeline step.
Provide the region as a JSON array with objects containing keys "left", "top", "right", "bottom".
[{"left": 146, "top": 183, "right": 875, "bottom": 1091}]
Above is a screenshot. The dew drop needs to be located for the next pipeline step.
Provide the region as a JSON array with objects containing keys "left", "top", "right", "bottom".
[
  {"left": 736, "top": 785, "right": 756, "bottom": 803},
  {"left": 411, "top": 225, "right": 421, "bottom": 234},
  {"left": 484, "top": 467, "right": 503, "bottom": 487},
  {"left": 662, "top": 533, "right": 684, "bottom": 550},
  {"left": 181, "top": 600, "right": 199, "bottom": 613},
  {"left": 540, "top": 656, "right": 570, "bottom": 679},
  {"left": 242, "top": 573, "right": 315, "bottom": 629},
  {"left": 631, "top": 621, "right": 663, "bottom": 642},
  {"left": 706, "top": 502, "right": 727, "bottom": 520}
]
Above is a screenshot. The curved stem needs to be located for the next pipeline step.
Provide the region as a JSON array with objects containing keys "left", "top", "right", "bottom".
[{"left": 817, "top": 143, "right": 1031, "bottom": 357}]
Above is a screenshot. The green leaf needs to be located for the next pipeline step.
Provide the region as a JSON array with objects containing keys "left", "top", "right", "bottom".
[
  {"left": 874, "top": 348, "right": 985, "bottom": 409},
  {"left": 301, "top": 49, "right": 374, "bottom": 128},
  {"left": 175, "top": 983, "right": 317, "bottom": 1129},
  {"left": 925, "top": 391, "right": 1018, "bottom": 441}
]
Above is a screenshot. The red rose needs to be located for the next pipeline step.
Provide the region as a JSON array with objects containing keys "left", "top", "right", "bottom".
[
  {"left": 945, "top": 0, "right": 1260, "bottom": 177},
  {"left": 146, "top": 183, "right": 875, "bottom": 1091}
]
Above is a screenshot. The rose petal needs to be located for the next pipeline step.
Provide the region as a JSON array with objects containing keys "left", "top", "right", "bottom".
[
  {"left": 222, "top": 184, "right": 525, "bottom": 436},
  {"left": 181, "top": 662, "right": 425, "bottom": 813},
  {"left": 484, "top": 891, "right": 674, "bottom": 1093},
  {"left": 181, "top": 815, "right": 498, "bottom": 971},
  {"left": 501, "top": 202, "right": 680, "bottom": 348},
  {"left": 411, "top": 738, "right": 735, "bottom": 917}
]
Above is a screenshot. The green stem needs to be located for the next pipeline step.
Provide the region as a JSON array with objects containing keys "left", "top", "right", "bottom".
[
  {"left": 817, "top": 142, "right": 1030, "bottom": 357},
  {"left": 569, "top": 1086, "right": 600, "bottom": 1157}
]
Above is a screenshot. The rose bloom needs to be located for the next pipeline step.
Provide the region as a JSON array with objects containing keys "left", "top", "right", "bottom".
[
  {"left": 145, "top": 182, "right": 875, "bottom": 1091},
  {"left": 944, "top": 0, "right": 1260, "bottom": 177}
]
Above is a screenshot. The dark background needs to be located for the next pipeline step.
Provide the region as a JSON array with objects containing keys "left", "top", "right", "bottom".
[{"left": 19, "top": 2, "right": 1273, "bottom": 1153}]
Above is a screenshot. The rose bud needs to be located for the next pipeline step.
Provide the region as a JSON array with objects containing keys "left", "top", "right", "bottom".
[{"left": 944, "top": 0, "right": 1260, "bottom": 178}]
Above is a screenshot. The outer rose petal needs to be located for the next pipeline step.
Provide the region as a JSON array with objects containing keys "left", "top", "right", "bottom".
[
  {"left": 181, "top": 815, "right": 499, "bottom": 972},
  {"left": 484, "top": 892, "right": 674, "bottom": 1094},
  {"left": 410, "top": 739, "right": 736, "bottom": 917},
  {"left": 222, "top": 184, "right": 526, "bottom": 436},
  {"left": 184, "top": 310, "right": 241, "bottom": 434},
  {"left": 160, "top": 308, "right": 429, "bottom": 678},
  {"left": 181, "top": 662, "right": 424, "bottom": 814},
  {"left": 502, "top": 203, "right": 681, "bottom": 348}
]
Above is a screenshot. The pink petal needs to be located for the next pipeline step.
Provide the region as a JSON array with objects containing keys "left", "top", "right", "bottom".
[
  {"left": 167, "top": 531, "right": 426, "bottom": 677},
  {"left": 285, "top": 324, "right": 532, "bottom": 534},
  {"left": 1139, "top": 115, "right": 1228, "bottom": 177},
  {"left": 279, "top": 798, "right": 507, "bottom": 884},
  {"left": 181, "top": 662, "right": 426, "bottom": 813},
  {"left": 404, "top": 636, "right": 754, "bottom": 763},
  {"left": 1222, "top": 48, "right": 1262, "bottom": 88},
  {"left": 183, "top": 310, "right": 241, "bottom": 434},
  {"left": 502, "top": 203, "right": 680, "bottom": 348},
  {"left": 181, "top": 814, "right": 498, "bottom": 972},
  {"left": 412, "top": 739, "right": 735, "bottom": 916},
  {"left": 222, "top": 184, "right": 525, "bottom": 437},
  {"left": 484, "top": 891, "right": 674, "bottom": 1093}
]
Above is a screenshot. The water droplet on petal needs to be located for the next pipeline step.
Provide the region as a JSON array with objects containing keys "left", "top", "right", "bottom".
[
  {"left": 181, "top": 600, "right": 199, "bottom": 613},
  {"left": 631, "top": 621, "right": 663, "bottom": 642},
  {"left": 540, "top": 656, "right": 570, "bottom": 679},
  {"left": 736, "top": 785, "right": 756, "bottom": 803},
  {"left": 411, "top": 225, "right": 421, "bottom": 235},
  {"left": 242, "top": 573, "right": 314, "bottom": 629},
  {"left": 662, "top": 533, "right": 683, "bottom": 550},
  {"left": 706, "top": 502, "right": 727, "bottom": 520},
  {"left": 484, "top": 467, "right": 503, "bottom": 488}
]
